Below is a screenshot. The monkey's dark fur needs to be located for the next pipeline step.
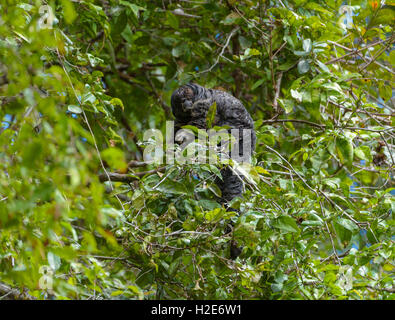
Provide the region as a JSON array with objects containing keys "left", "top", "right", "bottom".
[
  {"left": 171, "top": 83, "right": 256, "bottom": 200},
  {"left": 171, "top": 83, "right": 256, "bottom": 258}
]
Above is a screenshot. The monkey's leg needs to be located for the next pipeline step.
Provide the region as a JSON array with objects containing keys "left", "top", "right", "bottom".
[
  {"left": 216, "top": 167, "right": 243, "bottom": 203},
  {"left": 216, "top": 167, "right": 244, "bottom": 260}
]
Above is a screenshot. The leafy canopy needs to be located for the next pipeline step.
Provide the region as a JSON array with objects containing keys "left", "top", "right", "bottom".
[{"left": 0, "top": 0, "right": 394, "bottom": 299}]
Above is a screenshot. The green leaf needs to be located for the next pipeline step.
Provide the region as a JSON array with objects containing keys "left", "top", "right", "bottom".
[
  {"left": 272, "top": 216, "right": 300, "bottom": 233},
  {"left": 168, "top": 258, "right": 181, "bottom": 276},
  {"left": 336, "top": 135, "right": 354, "bottom": 167},
  {"left": 322, "top": 82, "right": 343, "bottom": 94},
  {"left": 316, "top": 60, "right": 330, "bottom": 73},
  {"left": 244, "top": 48, "right": 261, "bottom": 57},
  {"left": 156, "top": 179, "right": 188, "bottom": 195},
  {"left": 221, "top": 12, "right": 240, "bottom": 25},
  {"left": 301, "top": 220, "right": 323, "bottom": 226},
  {"left": 205, "top": 208, "right": 225, "bottom": 222},
  {"left": 101, "top": 147, "right": 127, "bottom": 170},
  {"left": 166, "top": 11, "right": 179, "bottom": 29},
  {"left": 278, "top": 60, "right": 297, "bottom": 71},
  {"left": 136, "top": 269, "right": 154, "bottom": 288},
  {"left": 68, "top": 105, "right": 82, "bottom": 114},
  {"left": 297, "top": 59, "right": 310, "bottom": 74},
  {"left": 61, "top": 0, "right": 77, "bottom": 24},
  {"left": 370, "top": 8, "right": 395, "bottom": 26},
  {"left": 290, "top": 89, "right": 303, "bottom": 102},
  {"left": 251, "top": 79, "right": 265, "bottom": 90},
  {"left": 206, "top": 101, "right": 217, "bottom": 128},
  {"left": 303, "top": 39, "right": 312, "bottom": 52},
  {"left": 278, "top": 99, "right": 294, "bottom": 113},
  {"left": 110, "top": 98, "right": 124, "bottom": 110},
  {"left": 390, "top": 50, "right": 395, "bottom": 66},
  {"left": 82, "top": 92, "right": 96, "bottom": 105},
  {"left": 379, "top": 83, "right": 392, "bottom": 101},
  {"left": 336, "top": 218, "right": 358, "bottom": 232},
  {"left": 47, "top": 252, "right": 61, "bottom": 271},
  {"left": 294, "top": 50, "right": 309, "bottom": 56},
  {"left": 172, "top": 43, "right": 188, "bottom": 58},
  {"left": 198, "top": 199, "right": 221, "bottom": 211},
  {"left": 120, "top": 1, "right": 145, "bottom": 17},
  {"left": 354, "top": 146, "right": 372, "bottom": 162}
]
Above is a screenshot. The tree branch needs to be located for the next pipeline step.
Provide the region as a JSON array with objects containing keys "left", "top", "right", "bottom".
[
  {"left": 273, "top": 72, "right": 283, "bottom": 113},
  {"left": 196, "top": 27, "right": 239, "bottom": 74},
  {"left": 259, "top": 118, "right": 394, "bottom": 133},
  {"left": 325, "top": 38, "right": 393, "bottom": 65},
  {"left": 0, "top": 282, "right": 35, "bottom": 300},
  {"left": 99, "top": 167, "right": 166, "bottom": 183}
]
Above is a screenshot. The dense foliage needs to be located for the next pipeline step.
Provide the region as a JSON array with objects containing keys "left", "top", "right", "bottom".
[{"left": 0, "top": 0, "right": 394, "bottom": 300}]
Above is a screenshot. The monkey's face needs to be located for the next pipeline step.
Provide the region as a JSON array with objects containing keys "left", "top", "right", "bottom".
[{"left": 171, "top": 85, "right": 195, "bottom": 120}]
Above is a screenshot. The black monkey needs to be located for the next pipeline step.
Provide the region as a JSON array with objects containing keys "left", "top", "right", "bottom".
[{"left": 171, "top": 83, "right": 256, "bottom": 258}]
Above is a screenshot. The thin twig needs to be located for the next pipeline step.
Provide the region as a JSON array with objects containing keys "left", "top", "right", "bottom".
[
  {"left": 99, "top": 167, "right": 166, "bottom": 183},
  {"left": 325, "top": 38, "right": 393, "bottom": 65},
  {"left": 196, "top": 27, "right": 239, "bottom": 74},
  {"left": 273, "top": 72, "right": 283, "bottom": 113}
]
